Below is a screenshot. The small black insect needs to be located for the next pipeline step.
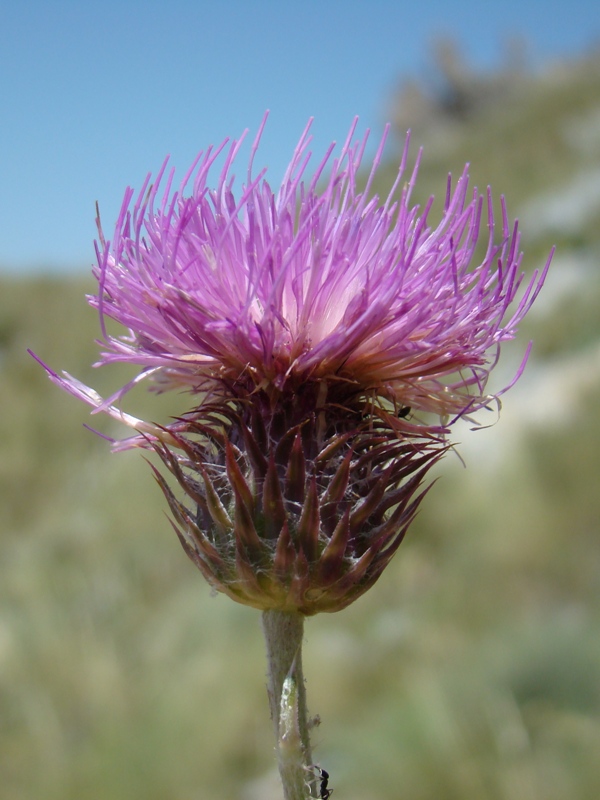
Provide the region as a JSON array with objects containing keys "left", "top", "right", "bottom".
[
  {"left": 306, "top": 765, "right": 333, "bottom": 799},
  {"left": 318, "top": 767, "right": 332, "bottom": 799},
  {"left": 398, "top": 405, "right": 411, "bottom": 419}
]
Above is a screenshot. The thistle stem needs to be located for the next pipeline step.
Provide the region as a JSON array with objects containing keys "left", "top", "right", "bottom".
[{"left": 261, "top": 609, "right": 315, "bottom": 799}]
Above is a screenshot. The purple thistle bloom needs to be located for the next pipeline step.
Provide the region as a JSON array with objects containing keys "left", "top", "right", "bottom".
[{"left": 33, "top": 115, "right": 551, "bottom": 613}]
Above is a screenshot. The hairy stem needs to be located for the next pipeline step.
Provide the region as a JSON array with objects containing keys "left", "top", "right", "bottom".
[{"left": 261, "top": 609, "right": 315, "bottom": 799}]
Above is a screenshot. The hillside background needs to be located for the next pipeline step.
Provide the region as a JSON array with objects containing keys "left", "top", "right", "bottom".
[{"left": 2, "top": 45, "right": 600, "bottom": 799}]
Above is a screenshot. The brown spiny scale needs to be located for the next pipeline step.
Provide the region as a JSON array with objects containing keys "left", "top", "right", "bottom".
[
  {"left": 314, "top": 431, "right": 353, "bottom": 467},
  {"left": 296, "top": 475, "right": 320, "bottom": 562},
  {"left": 233, "top": 483, "right": 264, "bottom": 555},
  {"left": 169, "top": 519, "right": 235, "bottom": 594},
  {"left": 225, "top": 440, "right": 255, "bottom": 515},
  {"left": 239, "top": 415, "right": 269, "bottom": 480},
  {"left": 273, "top": 521, "right": 297, "bottom": 581},
  {"left": 289, "top": 546, "right": 311, "bottom": 606},
  {"left": 317, "top": 510, "right": 351, "bottom": 585},
  {"left": 262, "top": 455, "right": 287, "bottom": 539},
  {"left": 249, "top": 402, "right": 268, "bottom": 454},
  {"left": 274, "top": 421, "right": 305, "bottom": 469},
  {"left": 198, "top": 462, "right": 234, "bottom": 531},
  {"left": 150, "top": 464, "right": 228, "bottom": 575},
  {"left": 233, "top": 545, "right": 265, "bottom": 601},
  {"left": 321, "top": 449, "right": 352, "bottom": 506},
  {"left": 369, "top": 485, "right": 431, "bottom": 552},
  {"left": 371, "top": 468, "right": 434, "bottom": 525},
  {"left": 320, "top": 549, "right": 378, "bottom": 610},
  {"left": 285, "top": 430, "right": 306, "bottom": 504},
  {"left": 150, "top": 441, "right": 208, "bottom": 512},
  {"left": 348, "top": 462, "right": 394, "bottom": 532}
]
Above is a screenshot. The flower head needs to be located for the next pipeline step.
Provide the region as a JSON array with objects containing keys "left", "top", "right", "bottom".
[{"left": 33, "top": 115, "right": 550, "bottom": 613}]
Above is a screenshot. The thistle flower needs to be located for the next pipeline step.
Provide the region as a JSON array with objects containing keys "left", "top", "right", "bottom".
[{"left": 33, "top": 115, "right": 550, "bottom": 616}]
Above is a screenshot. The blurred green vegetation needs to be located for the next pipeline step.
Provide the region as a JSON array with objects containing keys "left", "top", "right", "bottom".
[{"left": 2, "top": 49, "right": 600, "bottom": 799}]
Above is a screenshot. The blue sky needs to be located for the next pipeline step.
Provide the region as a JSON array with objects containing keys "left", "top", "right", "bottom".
[{"left": 1, "top": 0, "right": 599, "bottom": 272}]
